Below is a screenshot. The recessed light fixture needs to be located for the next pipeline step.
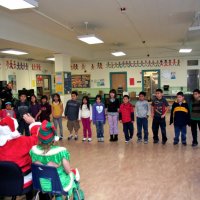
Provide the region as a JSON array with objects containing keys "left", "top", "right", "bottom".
[
  {"left": 0, "top": 49, "right": 28, "bottom": 55},
  {"left": 46, "top": 57, "right": 55, "bottom": 61},
  {"left": 179, "top": 49, "right": 192, "bottom": 53},
  {"left": 111, "top": 51, "right": 126, "bottom": 57},
  {"left": 77, "top": 34, "right": 104, "bottom": 44},
  {"left": 0, "top": 0, "right": 38, "bottom": 10}
]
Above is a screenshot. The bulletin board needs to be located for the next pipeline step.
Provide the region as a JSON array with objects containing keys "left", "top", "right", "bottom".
[{"left": 72, "top": 74, "right": 90, "bottom": 88}]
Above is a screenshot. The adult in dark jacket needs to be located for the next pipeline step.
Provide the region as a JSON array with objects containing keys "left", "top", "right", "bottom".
[{"left": 0, "top": 83, "right": 13, "bottom": 108}]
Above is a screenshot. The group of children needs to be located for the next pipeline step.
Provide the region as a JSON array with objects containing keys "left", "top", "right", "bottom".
[{"left": 0, "top": 88, "right": 200, "bottom": 146}]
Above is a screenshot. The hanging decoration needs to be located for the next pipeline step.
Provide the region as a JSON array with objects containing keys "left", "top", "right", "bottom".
[
  {"left": 6, "top": 60, "right": 42, "bottom": 70},
  {"left": 106, "top": 59, "right": 180, "bottom": 68}
]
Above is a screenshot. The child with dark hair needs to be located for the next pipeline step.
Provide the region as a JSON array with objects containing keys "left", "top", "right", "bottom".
[
  {"left": 151, "top": 88, "right": 169, "bottom": 144},
  {"left": 119, "top": 95, "right": 134, "bottom": 143},
  {"left": 79, "top": 96, "right": 92, "bottom": 142},
  {"left": 170, "top": 92, "right": 190, "bottom": 145},
  {"left": 0, "top": 102, "right": 16, "bottom": 119},
  {"left": 36, "top": 95, "right": 51, "bottom": 122},
  {"left": 105, "top": 89, "right": 120, "bottom": 142},
  {"left": 135, "top": 91, "right": 150, "bottom": 144},
  {"left": 92, "top": 95, "right": 106, "bottom": 142},
  {"left": 52, "top": 93, "right": 64, "bottom": 140},
  {"left": 15, "top": 92, "right": 30, "bottom": 135},
  {"left": 190, "top": 89, "right": 200, "bottom": 147},
  {"left": 64, "top": 91, "right": 80, "bottom": 140},
  {"left": 29, "top": 94, "right": 40, "bottom": 121}
]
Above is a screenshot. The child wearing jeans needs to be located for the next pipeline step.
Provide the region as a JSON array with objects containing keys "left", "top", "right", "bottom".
[
  {"left": 190, "top": 89, "right": 200, "bottom": 147},
  {"left": 105, "top": 89, "right": 120, "bottom": 142},
  {"left": 79, "top": 96, "right": 92, "bottom": 142},
  {"left": 52, "top": 93, "right": 64, "bottom": 140},
  {"left": 92, "top": 95, "right": 106, "bottom": 142},
  {"left": 151, "top": 89, "right": 169, "bottom": 144},
  {"left": 170, "top": 92, "right": 190, "bottom": 145},
  {"left": 135, "top": 91, "right": 150, "bottom": 144},
  {"left": 119, "top": 95, "right": 134, "bottom": 143},
  {"left": 64, "top": 91, "right": 80, "bottom": 140}
]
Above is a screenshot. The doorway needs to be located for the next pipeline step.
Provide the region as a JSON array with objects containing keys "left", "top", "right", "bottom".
[
  {"left": 142, "top": 70, "right": 160, "bottom": 101},
  {"left": 110, "top": 72, "right": 127, "bottom": 93}
]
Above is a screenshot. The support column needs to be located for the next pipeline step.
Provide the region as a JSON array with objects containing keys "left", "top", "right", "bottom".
[{"left": 54, "top": 54, "right": 72, "bottom": 115}]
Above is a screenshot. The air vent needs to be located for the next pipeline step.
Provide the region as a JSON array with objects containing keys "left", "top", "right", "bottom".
[{"left": 187, "top": 60, "right": 198, "bottom": 66}]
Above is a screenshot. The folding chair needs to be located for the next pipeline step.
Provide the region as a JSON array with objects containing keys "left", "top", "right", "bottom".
[
  {"left": 31, "top": 163, "right": 71, "bottom": 200},
  {"left": 0, "top": 161, "right": 32, "bottom": 200}
]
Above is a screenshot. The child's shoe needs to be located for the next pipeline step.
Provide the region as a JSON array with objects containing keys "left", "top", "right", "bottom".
[
  {"left": 74, "top": 135, "right": 78, "bottom": 140},
  {"left": 88, "top": 138, "right": 92, "bottom": 142},
  {"left": 144, "top": 140, "right": 148, "bottom": 144},
  {"left": 68, "top": 134, "right": 73, "bottom": 140},
  {"left": 113, "top": 135, "right": 118, "bottom": 141},
  {"left": 125, "top": 140, "right": 129, "bottom": 143},
  {"left": 137, "top": 139, "right": 142, "bottom": 143},
  {"left": 59, "top": 136, "right": 63, "bottom": 140},
  {"left": 173, "top": 142, "right": 178, "bottom": 145},
  {"left": 100, "top": 137, "right": 104, "bottom": 142},
  {"left": 109, "top": 135, "right": 114, "bottom": 142},
  {"left": 192, "top": 143, "right": 198, "bottom": 147},
  {"left": 182, "top": 142, "right": 187, "bottom": 146},
  {"left": 82, "top": 138, "right": 87, "bottom": 142}
]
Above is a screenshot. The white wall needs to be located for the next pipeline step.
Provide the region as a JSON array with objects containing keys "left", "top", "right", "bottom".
[
  {"left": 71, "top": 57, "right": 200, "bottom": 96},
  {"left": 0, "top": 58, "right": 54, "bottom": 96}
]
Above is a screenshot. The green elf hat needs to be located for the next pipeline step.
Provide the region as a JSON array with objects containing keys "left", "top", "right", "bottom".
[{"left": 38, "top": 120, "right": 59, "bottom": 144}]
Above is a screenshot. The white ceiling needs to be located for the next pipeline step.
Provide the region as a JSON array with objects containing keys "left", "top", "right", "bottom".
[{"left": 0, "top": 0, "right": 200, "bottom": 62}]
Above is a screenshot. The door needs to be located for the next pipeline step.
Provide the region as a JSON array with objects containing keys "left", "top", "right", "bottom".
[
  {"left": 142, "top": 70, "right": 160, "bottom": 101},
  {"left": 110, "top": 72, "right": 127, "bottom": 93}
]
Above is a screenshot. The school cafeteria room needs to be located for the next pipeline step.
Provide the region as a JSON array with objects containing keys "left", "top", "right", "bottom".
[{"left": 0, "top": 0, "right": 200, "bottom": 200}]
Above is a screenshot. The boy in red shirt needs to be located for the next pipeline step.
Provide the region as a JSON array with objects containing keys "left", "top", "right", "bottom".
[{"left": 119, "top": 95, "right": 134, "bottom": 143}]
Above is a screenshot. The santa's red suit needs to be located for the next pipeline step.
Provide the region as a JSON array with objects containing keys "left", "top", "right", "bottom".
[{"left": 0, "top": 116, "right": 41, "bottom": 189}]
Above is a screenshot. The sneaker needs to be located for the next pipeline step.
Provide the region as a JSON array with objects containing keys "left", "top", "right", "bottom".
[
  {"left": 192, "top": 143, "right": 198, "bottom": 147},
  {"left": 182, "top": 142, "right": 187, "bottom": 146},
  {"left": 74, "top": 135, "right": 78, "bottom": 140},
  {"left": 59, "top": 136, "right": 63, "bottom": 140},
  {"left": 129, "top": 137, "right": 133, "bottom": 141},
  {"left": 82, "top": 138, "right": 87, "bottom": 142},
  {"left": 144, "top": 140, "right": 148, "bottom": 144},
  {"left": 68, "top": 135, "right": 73, "bottom": 140},
  {"left": 173, "top": 142, "right": 178, "bottom": 145},
  {"left": 88, "top": 138, "right": 92, "bottom": 142},
  {"left": 137, "top": 139, "right": 142, "bottom": 143},
  {"left": 125, "top": 140, "right": 129, "bottom": 143},
  {"left": 153, "top": 140, "right": 159, "bottom": 144},
  {"left": 100, "top": 137, "right": 104, "bottom": 142}
]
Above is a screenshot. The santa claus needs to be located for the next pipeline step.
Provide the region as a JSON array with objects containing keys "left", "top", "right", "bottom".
[{"left": 0, "top": 115, "right": 41, "bottom": 191}]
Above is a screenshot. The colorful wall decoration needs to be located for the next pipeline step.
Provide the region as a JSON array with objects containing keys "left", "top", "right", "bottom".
[
  {"left": 71, "top": 74, "right": 90, "bottom": 88},
  {"left": 6, "top": 60, "right": 42, "bottom": 70}
]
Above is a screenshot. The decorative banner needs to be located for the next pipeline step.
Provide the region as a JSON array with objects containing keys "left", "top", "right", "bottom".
[
  {"left": 71, "top": 62, "right": 104, "bottom": 70},
  {"left": 6, "top": 60, "right": 42, "bottom": 70},
  {"left": 106, "top": 59, "right": 180, "bottom": 68}
]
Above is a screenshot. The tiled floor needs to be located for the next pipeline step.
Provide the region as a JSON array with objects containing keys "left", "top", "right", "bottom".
[{"left": 58, "top": 114, "right": 200, "bottom": 200}]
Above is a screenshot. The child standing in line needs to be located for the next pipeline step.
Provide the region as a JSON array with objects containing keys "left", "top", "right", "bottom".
[
  {"left": 64, "top": 91, "right": 80, "bottom": 140},
  {"left": 36, "top": 95, "right": 51, "bottom": 122},
  {"left": 29, "top": 94, "right": 40, "bottom": 121},
  {"left": 119, "top": 95, "right": 134, "bottom": 143},
  {"left": 52, "top": 93, "right": 64, "bottom": 140},
  {"left": 190, "top": 89, "right": 200, "bottom": 147},
  {"left": 92, "top": 95, "right": 106, "bottom": 142},
  {"left": 14, "top": 93, "right": 30, "bottom": 136},
  {"left": 135, "top": 91, "right": 150, "bottom": 144},
  {"left": 170, "top": 92, "right": 190, "bottom": 145},
  {"left": 0, "top": 102, "right": 16, "bottom": 119},
  {"left": 105, "top": 89, "right": 120, "bottom": 142},
  {"left": 79, "top": 96, "right": 92, "bottom": 142},
  {"left": 151, "top": 89, "right": 169, "bottom": 144}
]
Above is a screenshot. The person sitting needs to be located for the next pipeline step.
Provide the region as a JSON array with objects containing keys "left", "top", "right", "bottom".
[
  {"left": 30, "top": 120, "right": 79, "bottom": 199},
  {"left": 0, "top": 116, "right": 41, "bottom": 199}
]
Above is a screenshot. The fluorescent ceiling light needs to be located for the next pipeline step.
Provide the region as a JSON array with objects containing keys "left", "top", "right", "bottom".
[
  {"left": 0, "top": 0, "right": 38, "bottom": 10},
  {"left": 46, "top": 57, "right": 55, "bottom": 61},
  {"left": 179, "top": 49, "right": 192, "bottom": 53},
  {"left": 111, "top": 51, "right": 126, "bottom": 57},
  {"left": 77, "top": 34, "right": 104, "bottom": 44},
  {"left": 188, "top": 26, "right": 200, "bottom": 31},
  {"left": 0, "top": 49, "right": 28, "bottom": 55}
]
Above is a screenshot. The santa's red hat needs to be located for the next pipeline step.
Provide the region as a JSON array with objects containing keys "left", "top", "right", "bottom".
[{"left": 0, "top": 116, "right": 20, "bottom": 146}]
